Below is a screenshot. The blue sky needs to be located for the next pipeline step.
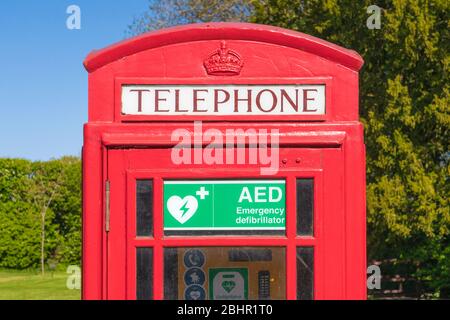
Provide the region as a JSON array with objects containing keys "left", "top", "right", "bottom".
[{"left": 0, "top": 0, "right": 149, "bottom": 160}]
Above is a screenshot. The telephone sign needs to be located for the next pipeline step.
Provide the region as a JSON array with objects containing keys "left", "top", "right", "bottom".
[{"left": 121, "top": 84, "right": 326, "bottom": 116}]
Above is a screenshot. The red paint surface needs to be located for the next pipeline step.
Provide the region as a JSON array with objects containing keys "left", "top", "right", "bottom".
[{"left": 83, "top": 23, "right": 366, "bottom": 300}]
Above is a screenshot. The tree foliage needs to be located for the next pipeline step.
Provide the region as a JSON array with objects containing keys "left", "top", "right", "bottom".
[{"left": 0, "top": 157, "right": 81, "bottom": 270}]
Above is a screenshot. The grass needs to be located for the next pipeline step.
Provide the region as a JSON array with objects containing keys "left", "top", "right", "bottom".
[{"left": 0, "top": 269, "right": 81, "bottom": 300}]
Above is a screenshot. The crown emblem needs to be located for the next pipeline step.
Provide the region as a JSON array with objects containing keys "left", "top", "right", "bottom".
[{"left": 204, "top": 41, "right": 243, "bottom": 76}]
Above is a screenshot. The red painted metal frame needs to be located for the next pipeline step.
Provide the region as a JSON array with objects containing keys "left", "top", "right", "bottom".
[
  {"left": 114, "top": 77, "right": 333, "bottom": 122},
  {"left": 82, "top": 22, "right": 366, "bottom": 300}
]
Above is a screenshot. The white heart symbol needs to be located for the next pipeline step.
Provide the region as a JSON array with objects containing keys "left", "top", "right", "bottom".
[
  {"left": 167, "top": 196, "right": 198, "bottom": 224},
  {"left": 189, "top": 290, "right": 201, "bottom": 300}
]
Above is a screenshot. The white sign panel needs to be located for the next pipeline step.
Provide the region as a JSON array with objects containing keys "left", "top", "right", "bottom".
[{"left": 121, "top": 84, "right": 325, "bottom": 116}]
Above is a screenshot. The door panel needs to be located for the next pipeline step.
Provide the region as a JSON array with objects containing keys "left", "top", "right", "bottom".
[{"left": 107, "top": 146, "right": 344, "bottom": 300}]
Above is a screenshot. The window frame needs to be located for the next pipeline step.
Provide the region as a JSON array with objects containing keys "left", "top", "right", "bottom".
[{"left": 125, "top": 168, "right": 322, "bottom": 300}]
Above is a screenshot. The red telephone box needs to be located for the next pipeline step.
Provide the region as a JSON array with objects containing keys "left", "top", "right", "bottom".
[{"left": 82, "top": 23, "right": 366, "bottom": 300}]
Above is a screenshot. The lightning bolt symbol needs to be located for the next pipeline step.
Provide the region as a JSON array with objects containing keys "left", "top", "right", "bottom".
[{"left": 180, "top": 200, "right": 190, "bottom": 218}]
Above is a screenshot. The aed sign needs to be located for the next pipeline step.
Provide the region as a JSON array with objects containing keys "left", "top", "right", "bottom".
[
  {"left": 122, "top": 84, "right": 325, "bottom": 116},
  {"left": 164, "top": 180, "right": 286, "bottom": 231}
]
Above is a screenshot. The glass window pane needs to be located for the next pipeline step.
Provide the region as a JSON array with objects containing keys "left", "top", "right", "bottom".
[
  {"left": 297, "top": 247, "right": 314, "bottom": 300},
  {"left": 296, "top": 179, "right": 314, "bottom": 236},
  {"left": 136, "top": 180, "right": 153, "bottom": 236},
  {"left": 136, "top": 247, "right": 153, "bottom": 300},
  {"left": 164, "top": 247, "right": 286, "bottom": 300},
  {"left": 164, "top": 248, "right": 178, "bottom": 300}
]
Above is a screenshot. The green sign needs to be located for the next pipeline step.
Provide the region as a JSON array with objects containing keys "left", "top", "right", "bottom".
[
  {"left": 209, "top": 268, "right": 248, "bottom": 300},
  {"left": 163, "top": 180, "right": 286, "bottom": 231}
]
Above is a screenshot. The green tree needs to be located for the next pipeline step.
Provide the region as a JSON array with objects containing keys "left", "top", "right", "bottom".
[
  {"left": 29, "top": 158, "right": 75, "bottom": 274},
  {"left": 0, "top": 159, "right": 41, "bottom": 269},
  {"left": 49, "top": 157, "right": 81, "bottom": 266},
  {"left": 30, "top": 157, "right": 82, "bottom": 270},
  {"left": 0, "top": 157, "right": 82, "bottom": 270}
]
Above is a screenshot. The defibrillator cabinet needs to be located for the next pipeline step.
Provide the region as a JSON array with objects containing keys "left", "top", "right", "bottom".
[{"left": 82, "top": 22, "right": 366, "bottom": 300}]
